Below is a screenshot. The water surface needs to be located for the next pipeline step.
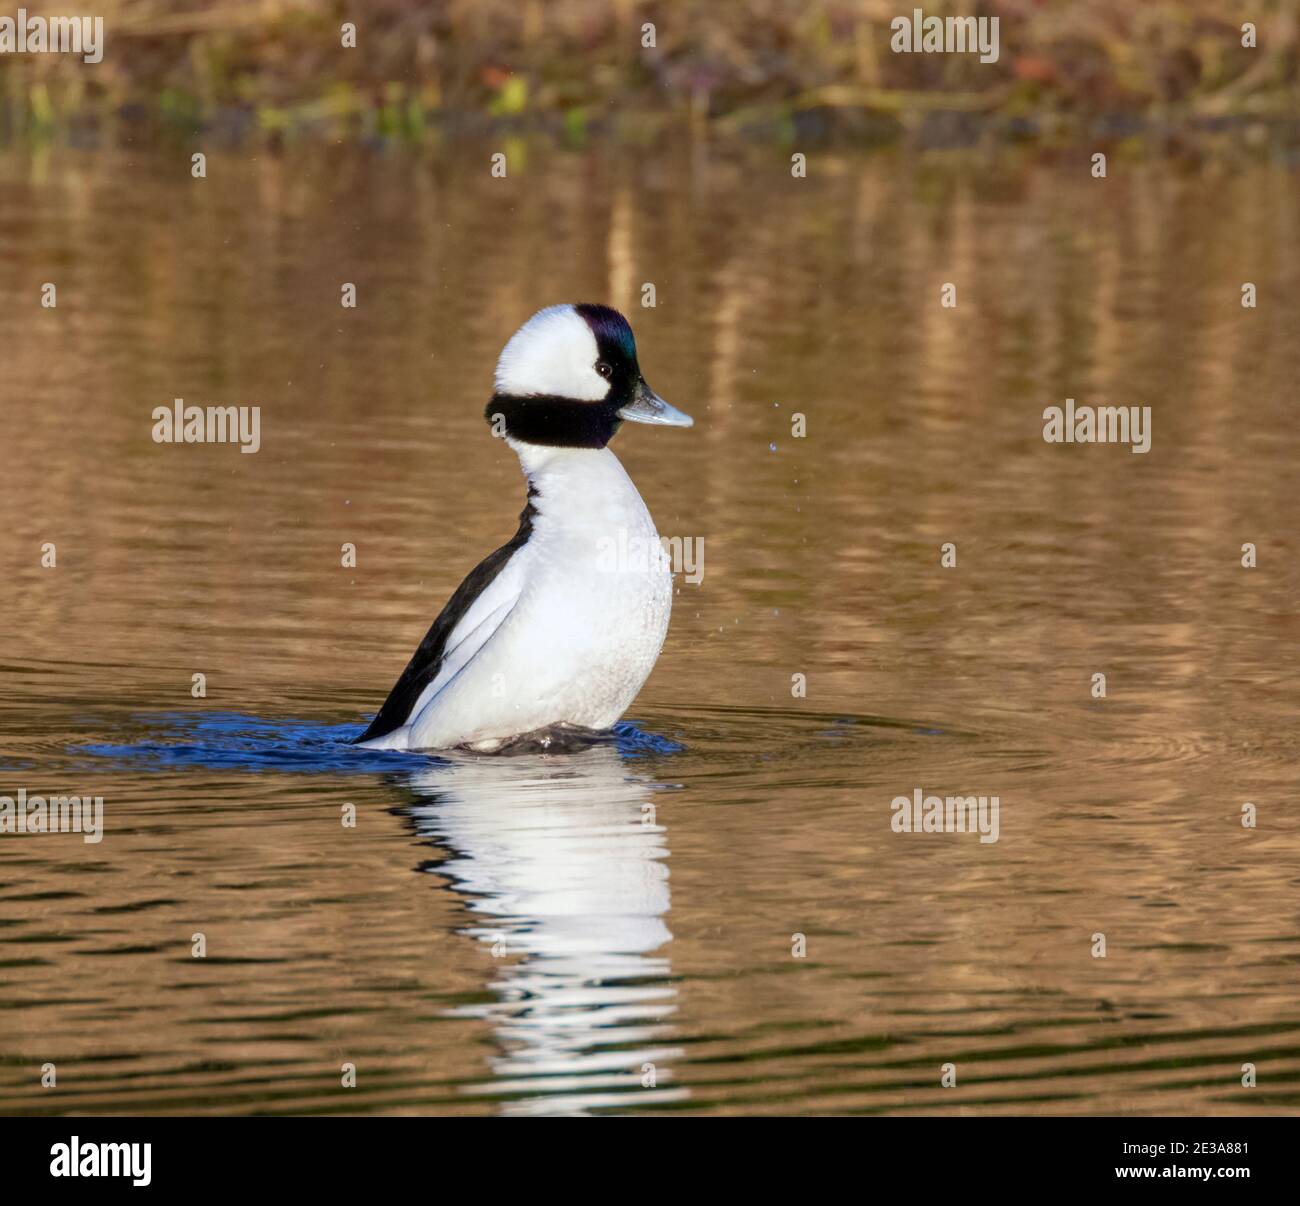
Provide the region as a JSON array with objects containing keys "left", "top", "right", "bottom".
[{"left": 2, "top": 143, "right": 1298, "bottom": 1115}]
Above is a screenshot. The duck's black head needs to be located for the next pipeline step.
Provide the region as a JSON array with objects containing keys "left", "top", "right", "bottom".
[{"left": 485, "top": 303, "right": 692, "bottom": 449}]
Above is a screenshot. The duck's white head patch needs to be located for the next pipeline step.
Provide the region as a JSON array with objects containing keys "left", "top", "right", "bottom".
[{"left": 494, "top": 304, "right": 609, "bottom": 402}]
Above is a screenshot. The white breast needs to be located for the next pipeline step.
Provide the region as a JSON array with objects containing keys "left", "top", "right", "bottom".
[{"left": 384, "top": 445, "right": 672, "bottom": 751}]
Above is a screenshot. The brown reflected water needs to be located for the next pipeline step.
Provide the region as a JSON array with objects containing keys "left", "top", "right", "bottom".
[{"left": 1, "top": 142, "right": 1299, "bottom": 1115}]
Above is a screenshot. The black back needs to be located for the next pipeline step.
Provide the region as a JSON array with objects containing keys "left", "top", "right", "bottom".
[{"left": 353, "top": 492, "right": 537, "bottom": 744}]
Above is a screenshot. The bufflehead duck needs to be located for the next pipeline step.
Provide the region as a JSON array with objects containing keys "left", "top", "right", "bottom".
[{"left": 355, "top": 303, "right": 692, "bottom": 753}]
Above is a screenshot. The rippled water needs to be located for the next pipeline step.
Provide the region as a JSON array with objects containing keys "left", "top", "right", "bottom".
[{"left": 2, "top": 143, "right": 1299, "bottom": 1115}]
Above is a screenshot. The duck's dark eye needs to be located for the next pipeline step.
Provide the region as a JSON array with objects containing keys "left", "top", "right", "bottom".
[{"left": 595, "top": 360, "right": 613, "bottom": 379}]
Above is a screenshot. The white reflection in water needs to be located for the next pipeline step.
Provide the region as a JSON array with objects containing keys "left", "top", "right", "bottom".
[{"left": 404, "top": 744, "right": 686, "bottom": 1115}]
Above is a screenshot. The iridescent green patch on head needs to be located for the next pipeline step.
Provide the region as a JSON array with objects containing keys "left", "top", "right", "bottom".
[{"left": 574, "top": 303, "right": 638, "bottom": 371}]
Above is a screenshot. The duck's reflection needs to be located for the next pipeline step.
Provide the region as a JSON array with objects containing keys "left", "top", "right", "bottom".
[{"left": 403, "top": 742, "right": 686, "bottom": 1115}]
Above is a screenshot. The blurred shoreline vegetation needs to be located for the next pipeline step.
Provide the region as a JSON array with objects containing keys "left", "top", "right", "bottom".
[{"left": 0, "top": 0, "right": 1297, "bottom": 151}]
